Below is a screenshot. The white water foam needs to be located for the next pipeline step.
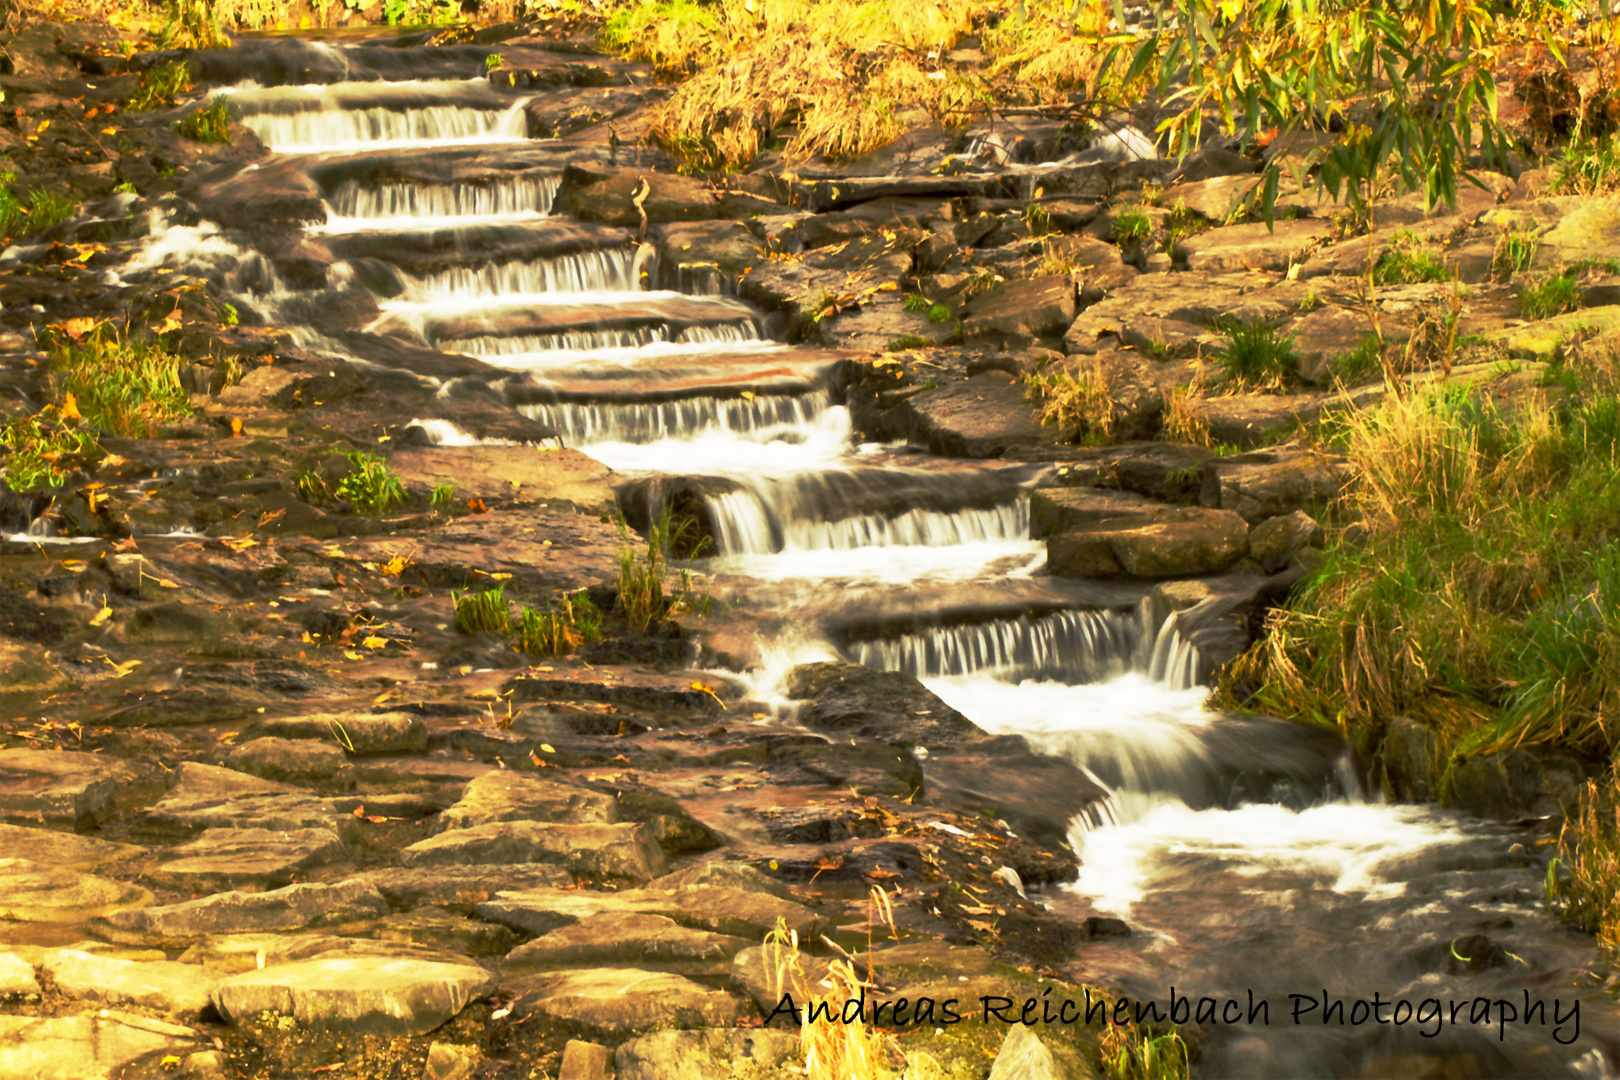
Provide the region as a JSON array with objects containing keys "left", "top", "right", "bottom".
[
  {"left": 220, "top": 79, "right": 531, "bottom": 152},
  {"left": 315, "top": 176, "right": 558, "bottom": 233},
  {"left": 401, "top": 249, "right": 639, "bottom": 301},
  {"left": 520, "top": 390, "right": 838, "bottom": 451}
]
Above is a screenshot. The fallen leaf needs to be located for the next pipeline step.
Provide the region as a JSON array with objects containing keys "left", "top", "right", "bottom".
[
  {"left": 88, "top": 605, "right": 112, "bottom": 627},
  {"left": 229, "top": 418, "right": 243, "bottom": 436},
  {"left": 222, "top": 537, "right": 258, "bottom": 552},
  {"left": 59, "top": 392, "right": 80, "bottom": 421},
  {"left": 106, "top": 658, "right": 142, "bottom": 678},
  {"left": 540, "top": 743, "right": 556, "bottom": 754},
  {"left": 344, "top": 650, "right": 362, "bottom": 660},
  {"left": 101, "top": 126, "right": 119, "bottom": 135},
  {"left": 362, "top": 636, "right": 387, "bottom": 649},
  {"left": 151, "top": 308, "right": 182, "bottom": 336},
  {"left": 352, "top": 805, "right": 366, "bottom": 819},
  {"left": 379, "top": 555, "right": 408, "bottom": 576},
  {"left": 466, "top": 498, "right": 487, "bottom": 514},
  {"left": 57, "top": 316, "right": 99, "bottom": 342}
]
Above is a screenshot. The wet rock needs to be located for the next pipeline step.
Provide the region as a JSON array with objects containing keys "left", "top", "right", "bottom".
[
  {"left": 0, "top": 952, "right": 41, "bottom": 995},
  {"left": 225, "top": 737, "right": 355, "bottom": 788},
  {"left": 41, "top": 948, "right": 219, "bottom": 1017},
  {"left": 555, "top": 164, "right": 729, "bottom": 228},
  {"left": 0, "top": 747, "right": 166, "bottom": 828},
  {"left": 239, "top": 710, "right": 428, "bottom": 754},
  {"left": 350, "top": 864, "right": 572, "bottom": 913},
  {"left": 1290, "top": 305, "right": 1373, "bottom": 384},
  {"left": 1048, "top": 508, "right": 1249, "bottom": 578},
  {"left": 647, "top": 862, "right": 792, "bottom": 899},
  {"left": 505, "top": 967, "right": 743, "bottom": 1037},
  {"left": 1381, "top": 716, "right": 1449, "bottom": 803},
  {"left": 212, "top": 956, "right": 496, "bottom": 1035},
  {"left": 0, "top": 1011, "right": 199, "bottom": 1080},
  {"left": 1247, "top": 509, "right": 1325, "bottom": 572},
  {"left": 139, "top": 762, "right": 359, "bottom": 841},
  {"left": 91, "top": 880, "right": 389, "bottom": 947},
  {"left": 1448, "top": 749, "right": 1589, "bottom": 820},
  {"left": 423, "top": 1041, "right": 483, "bottom": 1080},
  {"left": 0, "top": 859, "right": 153, "bottom": 926},
  {"left": 0, "top": 640, "right": 76, "bottom": 696},
  {"left": 923, "top": 739, "right": 1104, "bottom": 862},
  {"left": 869, "top": 369, "right": 1052, "bottom": 457},
  {"left": 0, "top": 823, "right": 146, "bottom": 873},
  {"left": 1176, "top": 219, "right": 1330, "bottom": 273},
  {"left": 961, "top": 277, "right": 1077, "bottom": 349},
  {"left": 1200, "top": 449, "right": 1352, "bottom": 524},
  {"left": 385, "top": 446, "right": 619, "bottom": 518},
  {"left": 178, "top": 932, "right": 363, "bottom": 975},
  {"left": 400, "top": 821, "right": 666, "bottom": 885},
  {"left": 502, "top": 912, "right": 751, "bottom": 976},
  {"left": 783, "top": 661, "right": 979, "bottom": 748},
  {"left": 375, "top": 910, "right": 521, "bottom": 958},
  {"left": 143, "top": 826, "right": 350, "bottom": 892},
  {"left": 616, "top": 790, "right": 723, "bottom": 852},
  {"left": 614, "top": 1029, "right": 800, "bottom": 1080},
  {"left": 559, "top": 1039, "right": 613, "bottom": 1080},
  {"left": 654, "top": 219, "right": 763, "bottom": 283},
  {"left": 435, "top": 771, "right": 618, "bottom": 831},
  {"left": 476, "top": 883, "right": 827, "bottom": 942},
  {"left": 123, "top": 600, "right": 232, "bottom": 645},
  {"left": 1080, "top": 916, "right": 1131, "bottom": 940}
]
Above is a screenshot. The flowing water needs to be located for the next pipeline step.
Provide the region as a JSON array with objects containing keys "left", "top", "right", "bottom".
[{"left": 157, "top": 38, "right": 1619, "bottom": 1078}]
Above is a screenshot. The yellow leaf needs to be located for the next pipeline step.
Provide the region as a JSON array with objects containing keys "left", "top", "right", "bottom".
[
  {"left": 222, "top": 537, "right": 258, "bottom": 552},
  {"left": 151, "top": 309, "right": 182, "bottom": 336},
  {"left": 101, "top": 126, "right": 119, "bottom": 135},
  {"left": 739, "top": 390, "right": 754, "bottom": 401},
  {"left": 35, "top": 119, "right": 48, "bottom": 133},
  {"left": 344, "top": 650, "right": 362, "bottom": 660},
  {"left": 160, "top": 1056, "right": 181, "bottom": 1068},
  {"left": 59, "top": 392, "right": 80, "bottom": 421},
  {"left": 58, "top": 316, "right": 99, "bottom": 341},
  {"left": 155, "top": 577, "right": 180, "bottom": 589},
  {"left": 380, "top": 556, "right": 407, "bottom": 576},
  {"left": 107, "top": 658, "right": 142, "bottom": 678},
  {"left": 59, "top": 559, "right": 86, "bottom": 571},
  {"left": 539, "top": 743, "right": 555, "bottom": 754},
  {"left": 488, "top": 572, "right": 512, "bottom": 581},
  {"left": 101, "top": 453, "right": 128, "bottom": 468},
  {"left": 89, "top": 605, "right": 112, "bottom": 627},
  {"left": 362, "top": 635, "right": 387, "bottom": 649}
]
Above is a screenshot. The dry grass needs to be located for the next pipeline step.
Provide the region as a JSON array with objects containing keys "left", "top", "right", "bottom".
[
  {"left": 1026, "top": 359, "right": 1115, "bottom": 444},
  {"left": 606, "top": 0, "right": 1107, "bottom": 168},
  {"left": 1549, "top": 767, "right": 1620, "bottom": 960},
  {"left": 1162, "top": 384, "right": 1212, "bottom": 446}
]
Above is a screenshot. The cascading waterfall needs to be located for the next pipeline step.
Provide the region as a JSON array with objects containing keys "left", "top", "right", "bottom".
[
  {"left": 324, "top": 176, "right": 557, "bottom": 221},
  {"left": 518, "top": 389, "right": 833, "bottom": 445},
  {"left": 221, "top": 80, "right": 532, "bottom": 152},
  {"left": 449, "top": 322, "right": 762, "bottom": 358},
  {"left": 707, "top": 487, "right": 1029, "bottom": 555},
  {"left": 402, "top": 249, "right": 639, "bottom": 300}
]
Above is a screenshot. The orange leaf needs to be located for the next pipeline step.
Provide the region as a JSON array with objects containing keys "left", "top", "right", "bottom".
[
  {"left": 59, "top": 392, "right": 80, "bottom": 421},
  {"left": 229, "top": 418, "right": 243, "bottom": 436}
]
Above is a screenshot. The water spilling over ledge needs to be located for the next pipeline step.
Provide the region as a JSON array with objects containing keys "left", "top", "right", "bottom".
[{"left": 317, "top": 175, "right": 559, "bottom": 232}]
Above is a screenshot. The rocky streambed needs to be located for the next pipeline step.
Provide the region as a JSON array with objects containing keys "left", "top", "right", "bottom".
[{"left": 0, "top": 11, "right": 1616, "bottom": 1080}]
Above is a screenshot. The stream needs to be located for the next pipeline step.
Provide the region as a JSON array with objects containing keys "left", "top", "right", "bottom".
[{"left": 154, "top": 34, "right": 1619, "bottom": 1079}]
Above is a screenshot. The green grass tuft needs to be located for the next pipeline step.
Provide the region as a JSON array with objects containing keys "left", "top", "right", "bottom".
[
  {"left": 452, "top": 585, "right": 510, "bottom": 634},
  {"left": 175, "top": 99, "right": 232, "bottom": 144},
  {"left": 335, "top": 451, "right": 406, "bottom": 516},
  {"left": 1213, "top": 318, "right": 1299, "bottom": 390},
  {"left": 1520, "top": 273, "right": 1580, "bottom": 321}
]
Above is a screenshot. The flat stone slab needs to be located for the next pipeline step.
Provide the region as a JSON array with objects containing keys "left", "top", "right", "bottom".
[
  {"left": 890, "top": 370, "right": 1052, "bottom": 458},
  {"left": 1175, "top": 219, "right": 1330, "bottom": 273},
  {"left": 1048, "top": 507, "right": 1249, "bottom": 578},
  {"left": 614, "top": 1029, "right": 800, "bottom": 1080},
  {"left": 0, "top": 1011, "right": 197, "bottom": 1080},
  {"left": 0, "top": 748, "right": 165, "bottom": 828},
  {"left": 212, "top": 956, "right": 496, "bottom": 1035},
  {"left": 0, "top": 823, "right": 147, "bottom": 873},
  {"left": 225, "top": 737, "right": 354, "bottom": 787},
  {"left": 1030, "top": 487, "right": 1160, "bottom": 535},
  {"left": 386, "top": 446, "right": 618, "bottom": 517},
  {"left": 92, "top": 880, "right": 389, "bottom": 947},
  {"left": 139, "top": 762, "right": 358, "bottom": 842},
  {"left": 505, "top": 968, "right": 742, "bottom": 1037},
  {"left": 351, "top": 864, "right": 572, "bottom": 913},
  {"left": 476, "top": 883, "right": 827, "bottom": 942},
  {"left": 435, "top": 771, "right": 617, "bottom": 831},
  {"left": 0, "top": 952, "right": 40, "bottom": 995},
  {"left": 241, "top": 711, "right": 429, "bottom": 754},
  {"left": 0, "top": 859, "right": 153, "bottom": 927},
  {"left": 42, "top": 948, "right": 219, "bottom": 1017},
  {"left": 178, "top": 932, "right": 362, "bottom": 975},
  {"left": 144, "top": 827, "right": 350, "bottom": 892},
  {"left": 400, "top": 821, "right": 665, "bottom": 885},
  {"left": 501, "top": 912, "right": 750, "bottom": 976}
]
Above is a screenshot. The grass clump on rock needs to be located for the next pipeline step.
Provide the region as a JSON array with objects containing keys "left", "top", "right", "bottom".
[
  {"left": 0, "top": 172, "right": 77, "bottom": 242},
  {"left": 1026, "top": 361, "right": 1114, "bottom": 445},
  {"left": 336, "top": 450, "right": 407, "bottom": 515},
  {"left": 49, "top": 324, "right": 191, "bottom": 438},
  {"left": 1520, "top": 272, "right": 1580, "bottom": 321},
  {"left": 175, "top": 99, "right": 232, "bottom": 144},
  {"left": 1212, "top": 318, "right": 1298, "bottom": 391},
  {"left": 1227, "top": 378, "right": 1620, "bottom": 766}
]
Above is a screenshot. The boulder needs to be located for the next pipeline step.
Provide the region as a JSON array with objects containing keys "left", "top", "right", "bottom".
[
  {"left": 239, "top": 711, "right": 428, "bottom": 754},
  {"left": 435, "top": 772, "right": 617, "bottom": 831},
  {"left": 143, "top": 827, "right": 350, "bottom": 892},
  {"left": 0, "top": 823, "right": 146, "bottom": 874},
  {"left": 92, "top": 880, "right": 389, "bottom": 947},
  {"left": 1048, "top": 508, "right": 1250, "bottom": 577},
  {"left": 400, "top": 821, "right": 666, "bottom": 885},
  {"left": 0, "top": 860, "right": 153, "bottom": 926},
  {"left": 784, "top": 662, "right": 980, "bottom": 748},
  {"left": 0, "top": 952, "right": 39, "bottom": 995},
  {"left": 0, "top": 748, "right": 165, "bottom": 828},
  {"left": 1200, "top": 449, "right": 1352, "bottom": 524},
  {"left": 225, "top": 737, "right": 354, "bottom": 788},
  {"left": 350, "top": 864, "right": 572, "bottom": 913},
  {"left": 0, "top": 1011, "right": 198, "bottom": 1080},
  {"left": 501, "top": 913, "right": 751, "bottom": 976},
  {"left": 1175, "top": 219, "right": 1329, "bottom": 273},
  {"left": 212, "top": 956, "right": 496, "bottom": 1035},
  {"left": 1247, "top": 509, "right": 1325, "bottom": 572},
  {"left": 139, "top": 762, "right": 358, "bottom": 842},
  {"left": 476, "top": 883, "right": 827, "bottom": 943},
  {"left": 555, "top": 164, "right": 725, "bottom": 228},
  {"left": 41, "top": 949, "right": 219, "bottom": 1017},
  {"left": 614, "top": 1029, "right": 800, "bottom": 1080},
  {"left": 961, "top": 277, "right": 1077, "bottom": 349},
  {"left": 504, "top": 968, "right": 743, "bottom": 1037}
]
